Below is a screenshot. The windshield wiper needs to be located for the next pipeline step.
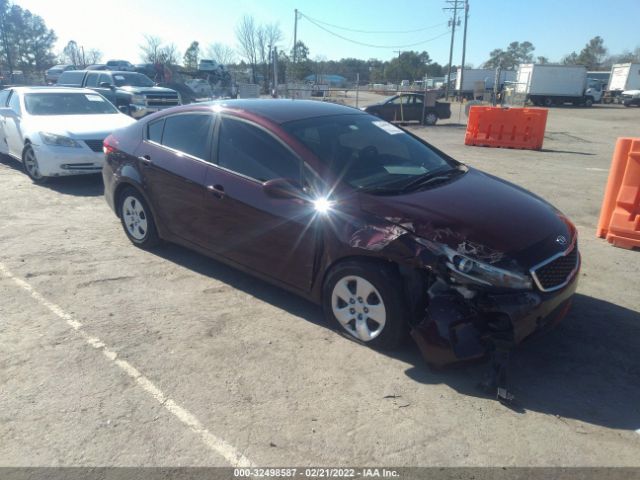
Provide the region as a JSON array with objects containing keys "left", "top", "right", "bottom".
[{"left": 399, "top": 165, "right": 466, "bottom": 193}]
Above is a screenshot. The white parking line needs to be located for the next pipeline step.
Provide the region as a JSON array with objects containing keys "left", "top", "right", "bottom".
[
  {"left": 0, "top": 262, "right": 254, "bottom": 468},
  {"left": 585, "top": 167, "right": 608, "bottom": 172}
]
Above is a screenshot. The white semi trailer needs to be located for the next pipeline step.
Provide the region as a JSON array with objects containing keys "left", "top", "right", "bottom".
[
  {"left": 454, "top": 68, "right": 516, "bottom": 98},
  {"left": 603, "top": 63, "right": 640, "bottom": 103},
  {"left": 516, "top": 64, "right": 602, "bottom": 107}
]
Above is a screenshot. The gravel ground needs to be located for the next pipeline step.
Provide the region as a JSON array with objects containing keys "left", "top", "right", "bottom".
[{"left": 1, "top": 99, "right": 639, "bottom": 467}]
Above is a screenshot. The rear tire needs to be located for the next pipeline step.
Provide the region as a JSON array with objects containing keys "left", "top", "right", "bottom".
[
  {"left": 543, "top": 97, "right": 554, "bottom": 107},
  {"left": 118, "top": 187, "right": 160, "bottom": 249},
  {"left": 22, "top": 145, "right": 48, "bottom": 184},
  {"left": 584, "top": 97, "right": 593, "bottom": 108},
  {"left": 323, "top": 260, "right": 407, "bottom": 350},
  {"left": 423, "top": 111, "right": 438, "bottom": 126}
]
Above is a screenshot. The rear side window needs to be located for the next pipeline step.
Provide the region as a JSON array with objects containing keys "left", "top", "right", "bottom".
[
  {"left": 161, "top": 114, "right": 213, "bottom": 160},
  {"left": 217, "top": 118, "right": 301, "bottom": 182},
  {"left": 147, "top": 119, "right": 164, "bottom": 143},
  {"left": 57, "top": 71, "right": 85, "bottom": 86},
  {"left": 0, "top": 89, "right": 9, "bottom": 107},
  {"left": 8, "top": 92, "right": 20, "bottom": 113}
]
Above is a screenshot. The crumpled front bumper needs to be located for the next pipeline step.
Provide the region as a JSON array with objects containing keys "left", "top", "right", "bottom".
[{"left": 411, "top": 271, "right": 579, "bottom": 368}]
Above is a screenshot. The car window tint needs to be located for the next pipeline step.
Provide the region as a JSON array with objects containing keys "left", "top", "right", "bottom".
[
  {"left": 0, "top": 89, "right": 9, "bottom": 107},
  {"left": 217, "top": 118, "right": 301, "bottom": 182},
  {"left": 161, "top": 114, "right": 213, "bottom": 160},
  {"left": 8, "top": 92, "right": 20, "bottom": 113},
  {"left": 147, "top": 119, "right": 164, "bottom": 143},
  {"left": 85, "top": 73, "right": 99, "bottom": 87}
]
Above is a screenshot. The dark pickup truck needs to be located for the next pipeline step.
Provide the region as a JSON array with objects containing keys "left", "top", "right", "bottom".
[
  {"left": 57, "top": 70, "right": 181, "bottom": 118},
  {"left": 362, "top": 91, "right": 451, "bottom": 125}
]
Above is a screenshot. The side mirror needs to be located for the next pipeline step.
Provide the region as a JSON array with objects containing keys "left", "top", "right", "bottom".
[
  {"left": 118, "top": 105, "right": 129, "bottom": 114},
  {"left": 99, "top": 82, "right": 114, "bottom": 89},
  {"left": 263, "top": 178, "right": 305, "bottom": 200},
  {"left": 0, "top": 107, "right": 16, "bottom": 117}
]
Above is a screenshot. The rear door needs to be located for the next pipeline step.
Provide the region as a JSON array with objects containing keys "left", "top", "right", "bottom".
[
  {"left": 200, "top": 115, "right": 318, "bottom": 290},
  {"left": 134, "top": 112, "right": 215, "bottom": 247}
]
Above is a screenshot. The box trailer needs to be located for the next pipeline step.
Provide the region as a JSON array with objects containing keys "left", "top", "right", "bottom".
[
  {"left": 455, "top": 68, "right": 516, "bottom": 98},
  {"left": 516, "top": 64, "right": 601, "bottom": 107},
  {"left": 603, "top": 63, "right": 640, "bottom": 103}
]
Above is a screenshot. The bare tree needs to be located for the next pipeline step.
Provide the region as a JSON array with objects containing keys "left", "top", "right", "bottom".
[
  {"left": 207, "top": 42, "right": 236, "bottom": 65},
  {"left": 255, "top": 22, "right": 282, "bottom": 90},
  {"left": 140, "top": 34, "right": 162, "bottom": 63},
  {"left": 158, "top": 43, "right": 178, "bottom": 65},
  {"left": 86, "top": 48, "right": 102, "bottom": 65},
  {"left": 235, "top": 15, "right": 258, "bottom": 83}
]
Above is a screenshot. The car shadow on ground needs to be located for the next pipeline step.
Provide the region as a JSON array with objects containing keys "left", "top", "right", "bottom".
[
  {"left": 151, "top": 243, "right": 640, "bottom": 431},
  {"left": 0, "top": 154, "right": 104, "bottom": 196}
]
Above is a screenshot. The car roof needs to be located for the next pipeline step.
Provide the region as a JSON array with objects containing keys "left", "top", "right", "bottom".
[
  {"left": 10, "top": 86, "right": 101, "bottom": 94},
  {"left": 202, "top": 99, "right": 366, "bottom": 124}
]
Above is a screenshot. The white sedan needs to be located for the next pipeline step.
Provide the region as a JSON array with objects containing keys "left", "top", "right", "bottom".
[{"left": 0, "top": 87, "right": 136, "bottom": 183}]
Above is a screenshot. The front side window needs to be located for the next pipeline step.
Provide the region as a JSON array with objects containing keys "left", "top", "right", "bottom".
[
  {"left": 217, "top": 117, "right": 301, "bottom": 182},
  {"left": 161, "top": 114, "right": 213, "bottom": 160},
  {"left": 283, "top": 114, "right": 458, "bottom": 193},
  {"left": 98, "top": 74, "right": 112, "bottom": 86}
]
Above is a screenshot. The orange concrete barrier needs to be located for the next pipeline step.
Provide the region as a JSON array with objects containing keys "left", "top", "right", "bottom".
[
  {"left": 464, "top": 106, "right": 548, "bottom": 150},
  {"left": 596, "top": 138, "right": 640, "bottom": 250}
]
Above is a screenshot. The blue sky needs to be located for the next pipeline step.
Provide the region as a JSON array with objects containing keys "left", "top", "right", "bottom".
[{"left": 15, "top": 0, "right": 640, "bottom": 66}]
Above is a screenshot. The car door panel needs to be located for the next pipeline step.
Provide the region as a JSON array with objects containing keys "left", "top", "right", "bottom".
[
  {"left": 200, "top": 117, "right": 317, "bottom": 290},
  {"left": 4, "top": 92, "right": 24, "bottom": 157}
]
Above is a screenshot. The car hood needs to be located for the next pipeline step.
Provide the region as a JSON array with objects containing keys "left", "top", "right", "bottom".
[
  {"left": 357, "top": 168, "right": 574, "bottom": 268},
  {"left": 26, "top": 114, "right": 136, "bottom": 138},
  {"left": 119, "top": 85, "right": 177, "bottom": 95}
]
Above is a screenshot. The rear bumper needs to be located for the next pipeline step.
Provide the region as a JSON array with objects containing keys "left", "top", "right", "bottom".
[{"left": 411, "top": 269, "right": 579, "bottom": 368}]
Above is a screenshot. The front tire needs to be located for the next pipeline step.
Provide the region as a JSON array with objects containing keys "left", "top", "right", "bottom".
[
  {"left": 323, "top": 260, "right": 407, "bottom": 350},
  {"left": 22, "top": 145, "right": 47, "bottom": 184},
  {"left": 118, "top": 187, "right": 160, "bottom": 249}
]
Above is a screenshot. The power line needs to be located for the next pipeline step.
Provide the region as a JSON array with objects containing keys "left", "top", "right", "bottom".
[
  {"left": 300, "top": 14, "right": 450, "bottom": 49},
  {"left": 300, "top": 13, "right": 447, "bottom": 34}
]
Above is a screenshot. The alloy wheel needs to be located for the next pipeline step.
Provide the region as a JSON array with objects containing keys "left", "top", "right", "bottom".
[
  {"left": 122, "top": 195, "right": 149, "bottom": 241},
  {"left": 24, "top": 148, "right": 43, "bottom": 180}
]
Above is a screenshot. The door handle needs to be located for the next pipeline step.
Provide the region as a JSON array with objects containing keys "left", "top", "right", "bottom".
[
  {"left": 138, "top": 154, "right": 152, "bottom": 166},
  {"left": 206, "top": 184, "right": 225, "bottom": 199}
]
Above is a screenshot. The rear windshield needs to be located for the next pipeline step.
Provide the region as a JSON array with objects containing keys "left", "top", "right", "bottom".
[
  {"left": 24, "top": 92, "right": 118, "bottom": 115},
  {"left": 112, "top": 73, "right": 154, "bottom": 87},
  {"left": 283, "top": 114, "right": 456, "bottom": 192}
]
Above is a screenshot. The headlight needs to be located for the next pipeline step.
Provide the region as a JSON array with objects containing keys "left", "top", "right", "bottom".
[
  {"left": 415, "top": 237, "right": 532, "bottom": 290},
  {"left": 39, "top": 132, "right": 81, "bottom": 148},
  {"left": 130, "top": 94, "right": 145, "bottom": 105}
]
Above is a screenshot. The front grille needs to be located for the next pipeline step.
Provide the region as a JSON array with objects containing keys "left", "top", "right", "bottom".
[
  {"left": 84, "top": 139, "right": 104, "bottom": 152},
  {"left": 145, "top": 93, "right": 179, "bottom": 107},
  {"left": 531, "top": 245, "right": 579, "bottom": 292}
]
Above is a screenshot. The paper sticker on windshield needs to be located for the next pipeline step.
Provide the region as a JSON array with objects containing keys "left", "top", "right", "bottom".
[
  {"left": 85, "top": 94, "right": 105, "bottom": 102},
  {"left": 114, "top": 75, "right": 125, "bottom": 80},
  {"left": 372, "top": 121, "right": 403, "bottom": 135}
]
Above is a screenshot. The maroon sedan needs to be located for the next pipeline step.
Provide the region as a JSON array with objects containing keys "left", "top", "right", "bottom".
[{"left": 103, "top": 99, "right": 579, "bottom": 369}]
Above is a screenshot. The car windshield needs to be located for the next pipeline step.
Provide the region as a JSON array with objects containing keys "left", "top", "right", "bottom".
[
  {"left": 112, "top": 73, "right": 154, "bottom": 87},
  {"left": 283, "top": 114, "right": 458, "bottom": 193},
  {"left": 24, "top": 92, "right": 118, "bottom": 115}
]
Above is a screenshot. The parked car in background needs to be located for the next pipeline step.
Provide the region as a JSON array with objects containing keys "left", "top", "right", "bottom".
[
  {"left": 44, "top": 64, "right": 75, "bottom": 84},
  {"left": 363, "top": 92, "right": 451, "bottom": 125},
  {"left": 86, "top": 64, "right": 108, "bottom": 70},
  {"left": 198, "top": 59, "right": 219, "bottom": 72},
  {"left": 105, "top": 60, "right": 135, "bottom": 71},
  {"left": 57, "top": 70, "right": 181, "bottom": 118},
  {"left": 102, "top": 99, "right": 579, "bottom": 369},
  {"left": 0, "top": 87, "right": 135, "bottom": 183},
  {"left": 621, "top": 89, "right": 640, "bottom": 106}
]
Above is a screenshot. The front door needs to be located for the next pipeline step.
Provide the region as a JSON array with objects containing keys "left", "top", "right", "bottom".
[
  {"left": 4, "top": 91, "right": 24, "bottom": 157},
  {"left": 134, "top": 112, "right": 215, "bottom": 247},
  {"left": 201, "top": 116, "right": 318, "bottom": 291}
]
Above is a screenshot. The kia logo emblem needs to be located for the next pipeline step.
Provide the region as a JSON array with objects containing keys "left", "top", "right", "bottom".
[{"left": 556, "top": 235, "right": 568, "bottom": 246}]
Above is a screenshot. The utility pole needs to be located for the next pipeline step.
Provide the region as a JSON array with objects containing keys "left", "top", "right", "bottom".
[
  {"left": 443, "top": 0, "right": 463, "bottom": 99},
  {"left": 273, "top": 46, "right": 279, "bottom": 97},
  {"left": 459, "top": 0, "right": 469, "bottom": 100},
  {"left": 393, "top": 50, "right": 401, "bottom": 86},
  {"left": 293, "top": 9, "right": 298, "bottom": 63}
]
